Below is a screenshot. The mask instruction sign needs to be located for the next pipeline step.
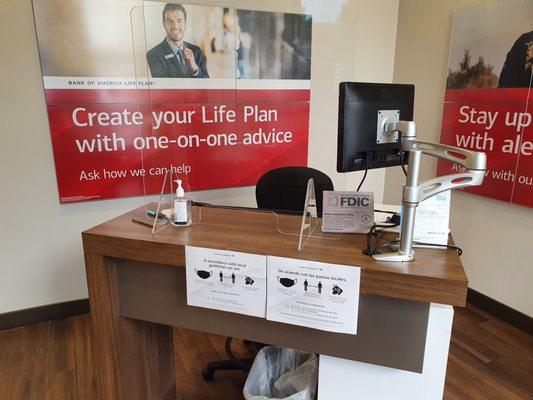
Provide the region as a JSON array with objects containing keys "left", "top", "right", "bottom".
[
  {"left": 266, "top": 256, "right": 361, "bottom": 334},
  {"left": 186, "top": 246, "right": 267, "bottom": 318}
]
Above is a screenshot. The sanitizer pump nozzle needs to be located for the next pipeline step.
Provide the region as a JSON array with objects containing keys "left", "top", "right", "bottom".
[
  {"left": 172, "top": 179, "right": 191, "bottom": 226},
  {"left": 176, "top": 179, "right": 185, "bottom": 198}
]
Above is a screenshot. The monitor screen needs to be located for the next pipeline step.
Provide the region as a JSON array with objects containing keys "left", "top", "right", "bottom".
[{"left": 337, "top": 82, "right": 414, "bottom": 172}]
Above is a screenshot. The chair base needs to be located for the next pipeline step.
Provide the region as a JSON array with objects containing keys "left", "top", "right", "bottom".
[{"left": 202, "top": 358, "right": 254, "bottom": 381}]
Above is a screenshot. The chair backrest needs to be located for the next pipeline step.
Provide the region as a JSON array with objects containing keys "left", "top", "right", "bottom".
[{"left": 255, "top": 166, "right": 334, "bottom": 216}]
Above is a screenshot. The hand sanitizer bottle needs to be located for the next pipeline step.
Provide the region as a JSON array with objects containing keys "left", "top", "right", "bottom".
[{"left": 172, "top": 179, "right": 191, "bottom": 226}]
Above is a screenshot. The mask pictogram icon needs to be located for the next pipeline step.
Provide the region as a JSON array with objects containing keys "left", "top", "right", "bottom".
[
  {"left": 195, "top": 269, "right": 212, "bottom": 279},
  {"left": 245, "top": 276, "right": 255, "bottom": 285},
  {"left": 277, "top": 276, "right": 297, "bottom": 287},
  {"left": 332, "top": 285, "right": 343, "bottom": 295}
]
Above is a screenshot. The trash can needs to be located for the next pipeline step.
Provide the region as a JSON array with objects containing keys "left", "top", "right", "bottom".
[{"left": 243, "top": 346, "right": 318, "bottom": 400}]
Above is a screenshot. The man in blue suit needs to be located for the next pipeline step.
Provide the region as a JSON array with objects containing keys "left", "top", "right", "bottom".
[{"left": 147, "top": 3, "right": 209, "bottom": 78}]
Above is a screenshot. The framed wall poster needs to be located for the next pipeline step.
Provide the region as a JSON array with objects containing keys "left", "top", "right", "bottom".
[
  {"left": 32, "top": 1, "right": 312, "bottom": 203},
  {"left": 438, "top": 0, "right": 532, "bottom": 208}
]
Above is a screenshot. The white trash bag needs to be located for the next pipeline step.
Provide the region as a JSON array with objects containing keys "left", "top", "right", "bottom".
[{"left": 243, "top": 346, "right": 318, "bottom": 400}]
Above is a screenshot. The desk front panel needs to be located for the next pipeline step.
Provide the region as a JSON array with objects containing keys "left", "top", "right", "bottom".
[
  {"left": 115, "top": 258, "right": 430, "bottom": 373},
  {"left": 83, "top": 206, "right": 469, "bottom": 307}
]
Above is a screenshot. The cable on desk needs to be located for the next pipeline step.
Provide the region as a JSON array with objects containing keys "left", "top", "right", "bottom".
[
  {"left": 363, "top": 222, "right": 399, "bottom": 256},
  {"left": 376, "top": 240, "right": 463, "bottom": 255},
  {"left": 192, "top": 201, "right": 300, "bottom": 215},
  {"left": 365, "top": 224, "right": 463, "bottom": 257},
  {"left": 375, "top": 209, "right": 397, "bottom": 214},
  {"left": 413, "top": 241, "right": 463, "bottom": 255}
]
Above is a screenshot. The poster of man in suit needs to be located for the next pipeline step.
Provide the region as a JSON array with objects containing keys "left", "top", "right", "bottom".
[
  {"left": 147, "top": 3, "right": 209, "bottom": 78},
  {"left": 143, "top": 2, "right": 312, "bottom": 80},
  {"left": 30, "top": 0, "right": 313, "bottom": 203}
]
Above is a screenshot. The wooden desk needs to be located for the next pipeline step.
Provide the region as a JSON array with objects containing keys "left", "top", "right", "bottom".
[{"left": 82, "top": 205, "right": 468, "bottom": 400}]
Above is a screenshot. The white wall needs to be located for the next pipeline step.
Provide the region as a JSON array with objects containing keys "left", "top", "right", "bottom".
[
  {"left": 0, "top": 0, "right": 399, "bottom": 313},
  {"left": 385, "top": 0, "right": 533, "bottom": 316}
]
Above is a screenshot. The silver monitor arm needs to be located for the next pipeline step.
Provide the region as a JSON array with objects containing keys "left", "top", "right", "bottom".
[{"left": 373, "top": 121, "right": 487, "bottom": 262}]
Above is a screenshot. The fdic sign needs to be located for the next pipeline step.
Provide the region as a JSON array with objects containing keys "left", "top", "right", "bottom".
[{"left": 322, "top": 191, "right": 374, "bottom": 233}]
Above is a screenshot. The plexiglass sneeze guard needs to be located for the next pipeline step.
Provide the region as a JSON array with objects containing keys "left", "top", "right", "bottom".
[
  {"left": 150, "top": 171, "right": 341, "bottom": 251},
  {"left": 131, "top": 1, "right": 360, "bottom": 249}
]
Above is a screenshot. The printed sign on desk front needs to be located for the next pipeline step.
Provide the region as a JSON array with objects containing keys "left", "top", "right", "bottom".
[
  {"left": 185, "top": 246, "right": 267, "bottom": 318},
  {"left": 266, "top": 256, "right": 361, "bottom": 334}
]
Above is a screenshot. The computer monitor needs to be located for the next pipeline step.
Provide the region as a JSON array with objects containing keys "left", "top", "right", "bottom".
[{"left": 337, "top": 82, "right": 415, "bottom": 172}]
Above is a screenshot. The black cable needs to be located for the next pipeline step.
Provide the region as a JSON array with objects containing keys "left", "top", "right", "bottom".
[
  {"left": 357, "top": 166, "right": 368, "bottom": 191},
  {"left": 363, "top": 222, "right": 400, "bottom": 256},
  {"left": 195, "top": 203, "right": 401, "bottom": 220},
  {"left": 368, "top": 237, "right": 463, "bottom": 257},
  {"left": 196, "top": 201, "right": 462, "bottom": 256},
  {"left": 377, "top": 241, "right": 463, "bottom": 256},
  {"left": 399, "top": 132, "right": 408, "bottom": 177},
  {"left": 375, "top": 209, "right": 397, "bottom": 214},
  {"left": 401, "top": 162, "right": 408, "bottom": 177},
  {"left": 413, "top": 241, "right": 463, "bottom": 256},
  {"left": 191, "top": 201, "right": 303, "bottom": 216}
]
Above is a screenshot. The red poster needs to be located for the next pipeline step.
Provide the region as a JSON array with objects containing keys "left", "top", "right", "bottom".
[
  {"left": 438, "top": 1, "right": 532, "bottom": 208},
  {"left": 32, "top": 2, "right": 313, "bottom": 203}
]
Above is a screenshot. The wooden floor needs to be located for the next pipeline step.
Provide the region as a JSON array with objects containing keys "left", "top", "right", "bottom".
[{"left": 0, "top": 304, "right": 531, "bottom": 399}]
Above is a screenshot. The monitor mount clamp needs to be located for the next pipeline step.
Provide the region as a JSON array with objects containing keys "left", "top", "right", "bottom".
[{"left": 373, "top": 121, "right": 487, "bottom": 262}]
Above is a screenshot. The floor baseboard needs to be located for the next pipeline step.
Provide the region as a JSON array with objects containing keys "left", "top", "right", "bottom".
[
  {"left": 467, "top": 289, "right": 532, "bottom": 335},
  {"left": 0, "top": 299, "right": 90, "bottom": 331}
]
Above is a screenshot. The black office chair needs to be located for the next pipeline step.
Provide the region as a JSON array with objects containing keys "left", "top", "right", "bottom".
[
  {"left": 201, "top": 166, "right": 334, "bottom": 381},
  {"left": 256, "top": 166, "right": 333, "bottom": 217}
]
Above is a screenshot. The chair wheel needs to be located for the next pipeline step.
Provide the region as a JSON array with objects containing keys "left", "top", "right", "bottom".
[{"left": 202, "top": 368, "right": 214, "bottom": 381}]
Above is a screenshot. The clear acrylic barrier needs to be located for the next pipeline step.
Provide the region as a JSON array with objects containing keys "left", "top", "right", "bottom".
[
  {"left": 150, "top": 169, "right": 203, "bottom": 235},
  {"left": 131, "top": 1, "right": 239, "bottom": 228},
  {"left": 131, "top": 1, "right": 368, "bottom": 246},
  {"left": 296, "top": 179, "right": 341, "bottom": 251},
  {"left": 149, "top": 173, "right": 341, "bottom": 249}
]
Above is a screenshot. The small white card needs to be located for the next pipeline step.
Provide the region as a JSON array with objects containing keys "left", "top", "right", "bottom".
[
  {"left": 186, "top": 246, "right": 267, "bottom": 318},
  {"left": 266, "top": 256, "right": 361, "bottom": 334},
  {"left": 414, "top": 190, "right": 451, "bottom": 246}
]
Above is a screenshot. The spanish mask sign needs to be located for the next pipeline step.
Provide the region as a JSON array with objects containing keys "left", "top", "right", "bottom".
[{"left": 266, "top": 256, "right": 360, "bottom": 335}]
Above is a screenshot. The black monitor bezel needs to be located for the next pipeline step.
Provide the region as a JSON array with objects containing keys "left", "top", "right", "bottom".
[{"left": 337, "top": 82, "right": 415, "bottom": 173}]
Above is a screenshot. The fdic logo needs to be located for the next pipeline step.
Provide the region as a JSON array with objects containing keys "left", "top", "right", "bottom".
[{"left": 327, "top": 195, "right": 370, "bottom": 207}]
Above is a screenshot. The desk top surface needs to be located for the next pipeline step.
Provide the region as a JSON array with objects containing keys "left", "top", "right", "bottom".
[{"left": 82, "top": 205, "right": 468, "bottom": 306}]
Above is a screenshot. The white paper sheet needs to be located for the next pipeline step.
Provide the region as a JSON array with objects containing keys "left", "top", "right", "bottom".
[
  {"left": 266, "top": 256, "right": 361, "bottom": 334},
  {"left": 186, "top": 246, "right": 267, "bottom": 318},
  {"left": 414, "top": 190, "right": 451, "bottom": 246}
]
